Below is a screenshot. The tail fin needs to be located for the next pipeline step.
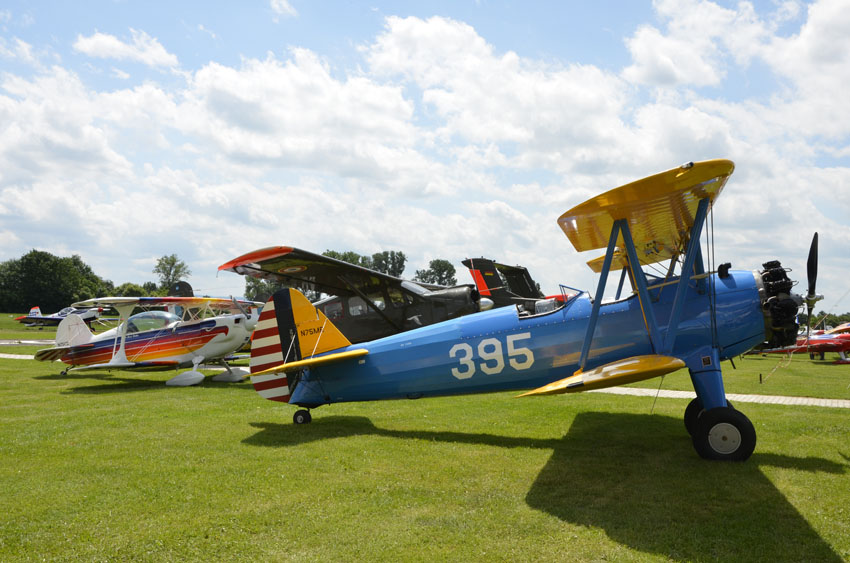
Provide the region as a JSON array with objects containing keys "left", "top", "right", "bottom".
[
  {"left": 249, "top": 288, "right": 351, "bottom": 402},
  {"left": 464, "top": 258, "right": 500, "bottom": 297},
  {"left": 463, "top": 258, "right": 543, "bottom": 307},
  {"left": 55, "top": 314, "right": 93, "bottom": 347},
  {"left": 29, "top": 306, "right": 42, "bottom": 316},
  {"left": 463, "top": 258, "right": 515, "bottom": 307}
]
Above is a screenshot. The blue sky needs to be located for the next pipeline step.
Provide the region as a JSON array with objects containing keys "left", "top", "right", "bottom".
[{"left": 1, "top": 0, "right": 848, "bottom": 315}]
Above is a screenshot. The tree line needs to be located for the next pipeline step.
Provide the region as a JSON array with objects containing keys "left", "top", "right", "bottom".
[
  {"left": 0, "top": 251, "right": 191, "bottom": 313},
  {"left": 0, "top": 249, "right": 461, "bottom": 312}
]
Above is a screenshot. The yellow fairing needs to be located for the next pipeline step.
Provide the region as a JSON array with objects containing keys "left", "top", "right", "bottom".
[
  {"left": 558, "top": 159, "right": 734, "bottom": 270},
  {"left": 518, "top": 355, "right": 686, "bottom": 397},
  {"left": 288, "top": 288, "right": 353, "bottom": 357}
]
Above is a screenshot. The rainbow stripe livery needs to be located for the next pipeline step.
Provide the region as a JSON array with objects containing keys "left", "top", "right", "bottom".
[{"left": 35, "top": 296, "right": 261, "bottom": 386}]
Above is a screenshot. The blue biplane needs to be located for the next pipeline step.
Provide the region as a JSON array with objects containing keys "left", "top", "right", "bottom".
[{"left": 230, "top": 160, "right": 819, "bottom": 461}]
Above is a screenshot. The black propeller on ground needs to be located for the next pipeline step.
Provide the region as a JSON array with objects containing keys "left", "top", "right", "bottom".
[{"left": 805, "top": 232, "right": 819, "bottom": 337}]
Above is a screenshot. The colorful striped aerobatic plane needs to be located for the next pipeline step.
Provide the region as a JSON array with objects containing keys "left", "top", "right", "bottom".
[
  {"left": 15, "top": 306, "right": 101, "bottom": 327},
  {"left": 236, "top": 160, "right": 820, "bottom": 461},
  {"left": 35, "top": 296, "right": 262, "bottom": 386}
]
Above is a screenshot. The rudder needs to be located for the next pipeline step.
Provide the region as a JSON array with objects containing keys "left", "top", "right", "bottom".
[
  {"left": 249, "top": 288, "right": 352, "bottom": 403},
  {"left": 56, "top": 314, "right": 93, "bottom": 347}
]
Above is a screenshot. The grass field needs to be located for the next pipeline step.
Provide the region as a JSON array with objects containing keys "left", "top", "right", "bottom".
[{"left": 1, "top": 313, "right": 849, "bottom": 561}]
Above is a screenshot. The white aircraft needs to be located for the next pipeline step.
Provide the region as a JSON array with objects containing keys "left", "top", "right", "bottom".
[{"left": 35, "top": 296, "right": 261, "bottom": 386}]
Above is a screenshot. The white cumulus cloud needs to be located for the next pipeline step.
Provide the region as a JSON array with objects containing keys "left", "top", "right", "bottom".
[{"left": 73, "top": 28, "right": 178, "bottom": 68}]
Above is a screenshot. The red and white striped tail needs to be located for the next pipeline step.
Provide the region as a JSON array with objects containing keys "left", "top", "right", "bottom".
[{"left": 249, "top": 293, "right": 294, "bottom": 403}]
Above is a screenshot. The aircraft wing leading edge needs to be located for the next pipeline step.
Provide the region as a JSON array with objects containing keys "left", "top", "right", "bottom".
[
  {"left": 519, "top": 355, "right": 687, "bottom": 396},
  {"left": 559, "top": 159, "right": 735, "bottom": 271},
  {"left": 218, "top": 246, "right": 406, "bottom": 297}
]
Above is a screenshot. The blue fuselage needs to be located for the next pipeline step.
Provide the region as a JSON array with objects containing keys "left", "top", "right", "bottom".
[{"left": 289, "top": 271, "right": 765, "bottom": 407}]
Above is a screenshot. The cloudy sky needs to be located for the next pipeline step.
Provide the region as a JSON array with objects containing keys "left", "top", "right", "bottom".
[{"left": 1, "top": 0, "right": 848, "bottom": 313}]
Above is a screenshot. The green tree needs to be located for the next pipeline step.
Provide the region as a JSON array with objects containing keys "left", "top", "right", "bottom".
[
  {"left": 322, "top": 249, "right": 407, "bottom": 277},
  {"left": 322, "top": 250, "right": 373, "bottom": 269},
  {"left": 811, "top": 311, "right": 850, "bottom": 330},
  {"left": 244, "top": 277, "right": 319, "bottom": 302},
  {"left": 371, "top": 251, "right": 407, "bottom": 277},
  {"left": 413, "top": 259, "right": 457, "bottom": 286},
  {"left": 153, "top": 254, "right": 191, "bottom": 291},
  {"left": 114, "top": 282, "right": 147, "bottom": 297},
  {"left": 0, "top": 250, "right": 112, "bottom": 312},
  {"left": 244, "top": 277, "right": 287, "bottom": 302}
]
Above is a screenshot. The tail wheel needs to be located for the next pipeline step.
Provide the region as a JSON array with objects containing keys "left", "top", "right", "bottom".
[
  {"left": 692, "top": 406, "right": 756, "bottom": 461},
  {"left": 293, "top": 409, "right": 312, "bottom": 425}
]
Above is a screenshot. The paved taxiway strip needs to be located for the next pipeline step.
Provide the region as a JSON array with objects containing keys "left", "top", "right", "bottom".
[{"left": 592, "top": 387, "right": 850, "bottom": 409}]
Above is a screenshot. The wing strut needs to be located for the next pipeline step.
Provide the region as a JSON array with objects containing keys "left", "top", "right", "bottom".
[
  {"left": 662, "top": 197, "right": 709, "bottom": 354},
  {"left": 620, "top": 220, "right": 663, "bottom": 353},
  {"left": 577, "top": 196, "right": 711, "bottom": 370},
  {"left": 615, "top": 268, "right": 628, "bottom": 300},
  {"left": 578, "top": 220, "right": 621, "bottom": 372}
]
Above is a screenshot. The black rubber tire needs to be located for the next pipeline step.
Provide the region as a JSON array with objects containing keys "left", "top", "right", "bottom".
[
  {"left": 684, "top": 398, "right": 703, "bottom": 437},
  {"left": 684, "top": 398, "right": 735, "bottom": 436},
  {"left": 293, "top": 409, "right": 312, "bottom": 425},
  {"left": 692, "top": 407, "right": 756, "bottom": 461}
]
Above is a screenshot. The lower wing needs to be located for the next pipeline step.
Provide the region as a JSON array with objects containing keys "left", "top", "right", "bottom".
[{"left": 519, "top": 355, "right": 686, "bottom": 396}]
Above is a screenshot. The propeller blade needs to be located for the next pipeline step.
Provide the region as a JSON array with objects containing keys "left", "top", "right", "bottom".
[
  {"left": 806, "top": 232, "right": 818, "bottom": 298},
  {"left": 805, "top": 232, "right": 820, "bottom": 339}
]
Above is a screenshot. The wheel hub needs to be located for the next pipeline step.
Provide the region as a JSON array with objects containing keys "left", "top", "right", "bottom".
[{"left": 707, "top": 422, "right": 742, "bottom": 454}]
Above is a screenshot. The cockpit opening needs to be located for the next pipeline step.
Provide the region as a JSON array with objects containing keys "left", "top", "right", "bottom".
[{"left": 122, "top": 311, "right": 181, "bottom": 334}]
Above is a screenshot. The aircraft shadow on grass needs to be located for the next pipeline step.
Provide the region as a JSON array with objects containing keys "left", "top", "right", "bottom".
[
  {"left": 33, "top": 372, "right": 253, "bottom": 394},
  {"left": 245, "top": 412, "right": 846, "bottom": 561}
]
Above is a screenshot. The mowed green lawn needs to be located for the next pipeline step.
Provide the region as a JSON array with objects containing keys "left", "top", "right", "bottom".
[{"left": 1, "top": 314, "right": 849, "bottom": 561}]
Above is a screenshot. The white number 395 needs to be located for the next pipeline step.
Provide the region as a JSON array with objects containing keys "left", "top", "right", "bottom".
[{"left": 449, "top": 332, "right": 534, "bottom": 380}]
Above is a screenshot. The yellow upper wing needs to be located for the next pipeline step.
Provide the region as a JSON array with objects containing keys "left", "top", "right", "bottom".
[{"left": 558, "top": 160, "right": 735, "bottom": 272}]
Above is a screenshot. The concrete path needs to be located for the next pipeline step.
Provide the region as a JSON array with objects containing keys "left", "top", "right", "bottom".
[{"left": 592, "top": 387, "right": 850, "bottom": 409}]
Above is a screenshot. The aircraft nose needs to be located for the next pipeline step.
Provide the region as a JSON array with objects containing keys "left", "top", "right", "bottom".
[{"left": 756, "top": 260, "right": 803, "bottom": 348}]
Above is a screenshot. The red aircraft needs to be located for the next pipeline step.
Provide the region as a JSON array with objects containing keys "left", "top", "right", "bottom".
[{"left": 760, "top": 329, "right": 850, "bottom": 363}]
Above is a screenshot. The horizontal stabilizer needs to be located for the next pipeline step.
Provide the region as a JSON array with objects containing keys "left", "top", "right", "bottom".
[
  {"left": 34, "top": 347, "right": 71, "bottom": 362},
  {"left": 518, "top": 355, "right": 685, "bottom": 397},
  {"left": 253, "top": 348, "right": 369, "bottom": 377}
]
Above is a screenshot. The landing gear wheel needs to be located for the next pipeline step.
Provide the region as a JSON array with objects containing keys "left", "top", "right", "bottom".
[
  {"left": 692, "top": 407, "right": 756, "bottom": 461},
  {"left": 684, "top": 398, "right": 735, "bottom": 436},
  {"left": 684, "top": 398, "right": 703, "bottom": 436},
  {"left": 293, "top": 409, "right": 312, "bottom": 425}
]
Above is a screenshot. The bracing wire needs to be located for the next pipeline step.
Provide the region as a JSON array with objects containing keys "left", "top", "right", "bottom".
[
  {"left": 763, "top": 352, "right": 793, "bottom": 383},
  {"left": 310, "top": 317, "right": 329, "bottom": 358},
  {"left": 645, "top": 261, "right": 668, "bottom": 278},
  {"left": 650, "top": 375, "right": 665, "bottom": 414},
  {"left": 706, "top": 205, "right": 719, "bottom": 350}
]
